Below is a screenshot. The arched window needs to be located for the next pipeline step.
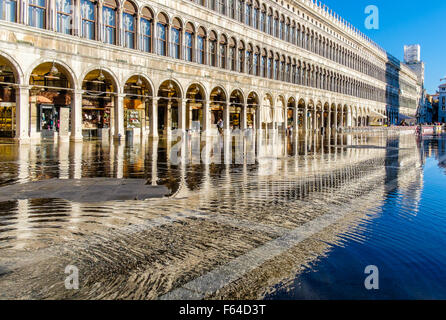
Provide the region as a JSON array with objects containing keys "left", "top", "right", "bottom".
[
  {"left": 246, "top": 44, "right": 253, "bottom": 75},
  {"left": 171, "top": 18, "right": 182, "bottom": 59},
  {"left": 297, "top": 62, "right": 301, "bottom": 85},
  {"left": 274, "top": 54, "right": 279, "bottom": 80},
  {"left": 273, "top": 12, "right": 279, "bottom": 38},
  {"left": 260, "top": 5, "right": 266, "bottom": 32},
  {"left": 296, "top": 24, "right": 301, "bottom": 47},
  {"left": 157, "top": 13, "right": 168, "bottom": 56},
  {"left": 141, "top": 7, "right": 153, "bottom": 53},
  {"left": 285, "top": 19, "right": 290, "bottom": 42},
  {"left": 209, "top": 31, "right": 217, "bottom": 67},
  {"left": 185, "top": 23, "right": 194, "bottom": 62},
  {"left": 245, "top": 0, "right": 252, "bottom": 26},
  {"left": 267, "top": 9, "right": 273, "bottom": 35},
  {"left": 261, "top": 49, "right": 267, "bottom": 77},
  {"left": 56, "top": 0, "right": 72, "bottom": 34},
  {"left": 103, "top": 0, "right": 117, "bottom": 45},
  {"left": 238, "top": 41, "right": 245, "bottom": 73},
  {"left": 253, "top": 47, "right": 260, "bottom": 76},
  {"left": 229, "top": 38, "right": 236, "bottom": 71},
  {"left": 229, "top": 0, "right": 235, "bottom": 19},
  {"left": 286, "top": 58, "right": 291, "bottom": 82},
  {"left": 237, "top": 0, "right": 244, "bottom": 23},
  {"left": 290, "top": 22, "right": 295, "bottom": 44},
  {"left": 80, "top": 0, "right": 96, "bottom": 40},
  {"left": 209, "top": 0, "right": 216, "bottom": 11},
  {"left": 28, "top": 0, "right": 46, "bottom": 29},
  {"left": 292, "top": 60, "right": 297, "bottom": 84},
  {"left": 279, "top": 15, "right": 284, "bottom": 40},
  {"left": 123, "top": 1, "right": 136, "bottom": 49},
  {"left": 267, "top": 52, "right": 273, "bottom": 79},
  {"left": 253, "top": 1, "right": 259, "bottom": 29},
  {"left": 220, "top": 35, "right": 227, "bottom": 69},
  {"left": 219, "top": 0, "right": 225, "bottom": 15},
  {"left": 197, "top": 27, "right": 206, "bottom": 64},
  {"left": 280, "top": 55, "right": 285, "bottom": 81},
  {"left": 0, "top": 0, "right": 17, "bottom": 22}
]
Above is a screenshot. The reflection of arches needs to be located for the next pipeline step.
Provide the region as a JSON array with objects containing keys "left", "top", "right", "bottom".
[
  {"left": 157, "top": 80, "right": 181, "bottom": 134},
  {"left": 186, "top": 83, "right": 206, "bottom": 131}
]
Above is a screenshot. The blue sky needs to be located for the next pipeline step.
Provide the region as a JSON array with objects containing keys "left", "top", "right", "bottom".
[{"left": 320, "top": 0, "right": 445, "bottom": 93}]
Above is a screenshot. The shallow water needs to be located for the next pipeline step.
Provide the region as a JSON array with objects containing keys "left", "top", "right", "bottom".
[{"left": 0, "top": 131, "right": 444, "bottom": 299}]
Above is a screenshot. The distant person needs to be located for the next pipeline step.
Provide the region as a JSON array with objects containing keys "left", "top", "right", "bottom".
[{"left": 217, "top": 118, "right": 223, "bottom": 134}]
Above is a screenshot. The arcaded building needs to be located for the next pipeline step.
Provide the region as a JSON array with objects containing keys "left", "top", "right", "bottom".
[{"left": 0, "top": 0, "right": 421, "bottom": 141}]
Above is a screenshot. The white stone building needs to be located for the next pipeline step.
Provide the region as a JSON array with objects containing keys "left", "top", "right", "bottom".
[{"left": 0, "top": 0, "right": 421, "bottom": 142}]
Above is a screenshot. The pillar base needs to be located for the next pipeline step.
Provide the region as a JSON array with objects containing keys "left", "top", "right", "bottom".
[
  {"left": 58, "top": 135, "right": 70, "bottom": 143},
  {"left": 13, "top": 136, "right": 31, "bottom": 144},
  {"left": 70, "top": 135, "right": 83, "bottom": 142},
  {"left": 113, "top": 134, "right": 125, "bottom": 141}
]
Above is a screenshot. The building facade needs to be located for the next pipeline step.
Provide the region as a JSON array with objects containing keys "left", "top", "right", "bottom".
[
  {"left": 438, "top": 83, "right": 446, "bottom": 123},
  {"left": 0, "top": 0, "right": 421, "bottom": 142}
]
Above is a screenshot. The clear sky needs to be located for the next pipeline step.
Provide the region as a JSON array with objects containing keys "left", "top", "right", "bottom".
[{"left": 319, "top": 0, "right": 445, "bottom": 94}]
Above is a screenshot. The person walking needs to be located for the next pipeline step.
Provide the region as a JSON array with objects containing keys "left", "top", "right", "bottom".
[{"left": 217, "top": 118, "right": 224, "bottom": 135}]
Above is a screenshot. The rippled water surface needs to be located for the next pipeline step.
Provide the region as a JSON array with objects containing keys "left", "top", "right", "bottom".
[{"left": 0, "top": 131, "right": 445, "bottom": 299}]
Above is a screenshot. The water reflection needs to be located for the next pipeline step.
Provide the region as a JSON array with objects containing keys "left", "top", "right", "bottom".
[{"left": 0, "top": 131, "right": 431, "bottom": 299}]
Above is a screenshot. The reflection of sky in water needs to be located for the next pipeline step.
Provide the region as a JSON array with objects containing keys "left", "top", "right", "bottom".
[
  {"left": 265, "top": 137, "right": 446, "bottom": 300},
  {"left": 0, "top": 132, "right": 441, "bottom": 299}
]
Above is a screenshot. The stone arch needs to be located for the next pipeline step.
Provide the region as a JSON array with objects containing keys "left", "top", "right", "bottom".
[
  {"left": 0, "top": 51, "right": 24, "bottom": 84},
  {"left": 27, "top": 59, "right": 77, "bottom": 89}
]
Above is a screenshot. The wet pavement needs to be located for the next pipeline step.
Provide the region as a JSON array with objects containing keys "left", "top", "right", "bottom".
[{"left": 0, "top": 130, "right": 445, "bottom": 299}]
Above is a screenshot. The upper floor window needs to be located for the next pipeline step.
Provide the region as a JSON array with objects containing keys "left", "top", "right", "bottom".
[
  {"left": 220, "top": 36, "right": 227, "bottom": 69},
  {"left": 253, "top": 51, "right": 259, "bottom": 76},
  {"left": 260, "top": 8, "right": 265, "bottom": 32},
  {"left": 245, "top": 0, "right": 252, "bottom": 26},
  {"left": 56, "top": 0, "right": 72, "bottom": 34},
  {"left": 253, "top": 3, "right": 259, "bottom": 29},
  {"left": 197, "top": 29, "right": 206, "bottom": 64},
  {"left": 0, "top": 0, "right": 16, "bottom": 22},
  {"left": 28, "top": 0, "right": 46, "bottom": 29},
  {"left": 260, "top": 54, "right": 266, "bottom": 77},
  {"left": 171, "top": 18, "right": 182, "bottom": 59},
  {"left": 141, "top": 8, "right": 153, "bottom": 53},
  {"left": 80, "top": 0, "right": 96, "bottom": 40},
  {"left": 229, "top": 39, "right": 236, "bottom": 71},
  {"left": 185, "top": 23, "right": 194, "bottom": 62},
  {"left": 238, "top": 42, "right": 245, "bottom": 72},
  {"left": 237, "top": 0, "right": 244, "bottom": 23},
  {"left": 103, "top": 0, "right": 117, "bottom": 45},
  {"left": 267, "top": 12, "right": 272, "bottom": 35},
  {"left": 123, "top": 1, "right": 137, "bottom": 49},
  {"left": 157, "top": 13, "right": 168, "bottom": 56}
]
